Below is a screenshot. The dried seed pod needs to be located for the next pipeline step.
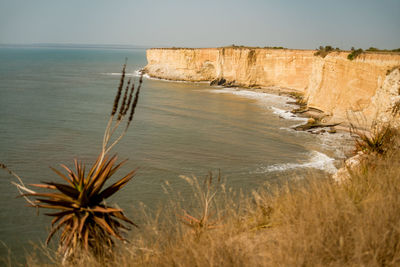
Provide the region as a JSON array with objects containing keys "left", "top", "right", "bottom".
[
  {"left": 111, "top": 62, "right": 127, "bottom": 116},
  {"left": 128, "top": 74, "right": 143, "bottom": 125},
  {"left": 117, "top": 78, "right": 131, "bottom": 121},
  {"left": 123, "top": 80, "right": 135, "bottom": 116}
]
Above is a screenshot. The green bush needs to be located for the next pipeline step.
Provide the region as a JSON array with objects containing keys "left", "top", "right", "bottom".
[
  {"left": 347, "top": 48, "right": 364, "bottom": 60},
  {"left": 364, "top": 47, "right": 400, "bottom": 53},
  {"left": 263, "top": 46, "right": 286, "bottom": 49},
  {"left": 314, "top": 45, "right": 337, "bottom": 58},
  {"left": 366, "top": 47, "right": 378, "bottom": 52}
]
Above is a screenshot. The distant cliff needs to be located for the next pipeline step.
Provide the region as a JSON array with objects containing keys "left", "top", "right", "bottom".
[{"left": 144, "top": 48, "right": 400, "bottom": 125}]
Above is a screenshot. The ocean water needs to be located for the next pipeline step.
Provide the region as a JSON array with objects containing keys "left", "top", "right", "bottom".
[{"left": 0, "top": 46, "right": 351, "bottom": 261}]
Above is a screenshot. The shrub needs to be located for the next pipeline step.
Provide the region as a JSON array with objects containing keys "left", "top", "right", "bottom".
[
  {"left": 350, "top": 122, "right": 397, "bottom": 155},
  {"left": 366, "top": 47, "right": 378, "bottom": 52},
  {"left": 365, "top": 47, "right": 400, "bottom": 53},
  {"left": 263, "top": 46, "right": 286, "bottom": 49},
  {"left": 347, "top": 48, "right": 364, "bottom": 60},
  {"left": 314, "top": 45, "right": 336, "bottom": 58}
]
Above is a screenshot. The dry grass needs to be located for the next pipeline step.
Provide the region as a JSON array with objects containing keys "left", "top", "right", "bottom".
[
  {"left": 22, "top": 131, "right": 400, "bottom": 267},
  {"left": 350, "top": 123, "right": 397, "bottom": 155},
  {"left": 348, "top": 110, "right": 399, "bottom": 156}
]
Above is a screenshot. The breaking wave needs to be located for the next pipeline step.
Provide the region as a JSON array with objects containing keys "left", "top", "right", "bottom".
[
  {"left": 209, "top": 88, "right": 293, "bottom": 104},
  {"left": 102, "top": 72, "right": 134, "bottom": 77},
  {"left": 271, "top": 107, "right": 308, "bottom": 122},
  {"left": 255, "top": 151, "right": 337, "bottom": 174},
  {"left": 209, "top": 88, "right": 308, "bottom": 125}
]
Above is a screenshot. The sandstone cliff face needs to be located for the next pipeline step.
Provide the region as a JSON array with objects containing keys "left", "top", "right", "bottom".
[
  {"left": 305, "top": 53, "right": 400, "bottom": 123},
  {"left": 144, "top": 48, "right": 400, "bottom": 124},
  {"left": 145, "top": 48, "right": 219, "bottom": 82},
  {"left": 367, "top": 67, "right": 400, "bottom": 127}
]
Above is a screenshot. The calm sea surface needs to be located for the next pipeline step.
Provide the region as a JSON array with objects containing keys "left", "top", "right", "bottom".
[{"left": 0, "top": 46, "right": 350, "bottom": 261}]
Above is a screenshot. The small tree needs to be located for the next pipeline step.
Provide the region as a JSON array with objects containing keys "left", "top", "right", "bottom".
[
  {"left": 348, "top": 48, "right": 364, "bottom": 60},
  {"left": 314, "top": 45, "right": 336, "bottom": 58}
]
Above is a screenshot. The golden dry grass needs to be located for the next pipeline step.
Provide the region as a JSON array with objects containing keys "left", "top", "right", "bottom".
[{"left": 17, "top": 131, "right": 400, "bottom": 267}]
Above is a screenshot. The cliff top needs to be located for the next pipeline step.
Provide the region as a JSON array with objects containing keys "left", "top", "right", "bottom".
[{"left": 147, "top": 46, "right": 400, "bottom": 56}]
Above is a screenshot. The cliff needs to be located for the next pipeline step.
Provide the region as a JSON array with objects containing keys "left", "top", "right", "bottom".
[{"left": 144, "top": 48, "right": 400, "bottom": 125}]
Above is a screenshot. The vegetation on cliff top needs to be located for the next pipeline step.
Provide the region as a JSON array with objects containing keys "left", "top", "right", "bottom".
[
  {"left": 150, "top": 46, "right": 400, "bottom": 59},
  {"left": 314, "top": 45, "right": 340, "bottom": 58},
  {"left": 225, "top": 44, "right": 286, "bottom": 49},
  {"left": 311, "top": 45, "right": 400, "bottom": 60},
  {"left": 366, "top": 47, "right": 400, "bottom": 53},
  {"left": 347, "top": 47, "right": 364, "bottom": 60},
  {"left": 347, "top": 47, "right": 400, "bottom": 60}
]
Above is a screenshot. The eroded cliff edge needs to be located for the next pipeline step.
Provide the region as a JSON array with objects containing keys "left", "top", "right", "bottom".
[{"left": 144, "top": 47, "right": 400, "bottom": 125}]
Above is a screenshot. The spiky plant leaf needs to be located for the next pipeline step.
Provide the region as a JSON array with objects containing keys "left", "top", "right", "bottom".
[{"left": 26, "top": 155, "right": 137, "bottom": 256}]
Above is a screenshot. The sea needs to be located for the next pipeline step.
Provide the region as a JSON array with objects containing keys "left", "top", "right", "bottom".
[{"left": 0, "top": 45, "right": 352, "bottom": 262}]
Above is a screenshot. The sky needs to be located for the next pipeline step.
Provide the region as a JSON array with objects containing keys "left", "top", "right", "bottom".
[{"left": 0, "top": 0, "right": 399, "bottom": 49}]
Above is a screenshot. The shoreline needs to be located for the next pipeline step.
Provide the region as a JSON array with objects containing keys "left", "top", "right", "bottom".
[
  {"left": 142, "top": 69, "right": 350, "bottom": 135},
  {"left": 142, "top": 71, "right": 354, "bottom": 176},
  {"left": 142, "top": 71, "right": 394, "bottom": 193}
]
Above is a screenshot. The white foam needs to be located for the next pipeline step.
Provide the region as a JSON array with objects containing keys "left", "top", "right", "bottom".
[
  {"left": 209, "top": 88, "right": 293, "bottom": 104},
  {"left": 316, "top": 132, "right": 354, "bottom": 159},
  {"left": 271, "top": 107, "right": 308, "bottom": 122},
  {"left": 134, "top": 69, "right": 148, "bottom": 78},
  {"left": 255, "top": 151, "right": 337, "bottom": 174},
  {"left": 102, "top": 72, "right": 137, "bottom": 77},
  {"left": 137, "top": 69, "right": 210, "bottom": 83},
  {"left": 208, "top": 88, "right": 309, "bottom": 124},
  {"left": 102, "top": 69, "right": 148, "bottom": 78}
]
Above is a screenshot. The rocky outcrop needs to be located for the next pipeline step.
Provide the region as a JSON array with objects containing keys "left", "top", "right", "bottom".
[
  {"left": 144, "top": 48, "right": 400, "bottom": 125},
  {"left": 304, "top": 54, "right": 400, "bottom": 125},
  {"left": 367, "top": 67, "right": 400, "bottom": 127},
  {"left": 144, "top": 48, "right": 219, "bottom": 82}
]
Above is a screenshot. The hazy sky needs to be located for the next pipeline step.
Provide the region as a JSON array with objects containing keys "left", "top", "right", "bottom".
[{"left": 0, "top": 0, "right": 399, "bottom": 49}]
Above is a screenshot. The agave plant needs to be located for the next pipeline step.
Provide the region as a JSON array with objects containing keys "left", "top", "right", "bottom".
[
  {"left": 25, "top": 154, "right": 138, "bottom": 256},
  {"left": 2, "top": 62, "right": 143, "bottom": 259}
]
